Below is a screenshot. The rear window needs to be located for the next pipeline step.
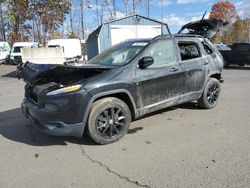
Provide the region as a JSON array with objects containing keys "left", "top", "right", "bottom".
[
  {"left": 203, "top": 43, "right": 214, "bottom": 55},
  {"left": 178, "top": 42, "right": 201, "bottom": 61}
]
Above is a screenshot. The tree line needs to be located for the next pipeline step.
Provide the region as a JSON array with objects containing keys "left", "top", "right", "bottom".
[
  {"left": 210, "top": 1, "right": 250, "bottom": 44},
  {"left": 0, "top": 0, "right": 146, "bottom": 46}
]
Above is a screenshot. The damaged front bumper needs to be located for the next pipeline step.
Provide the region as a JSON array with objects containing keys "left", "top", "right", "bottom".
[{"left": 21, "top": 95, "right": 87, "bottom": 138}]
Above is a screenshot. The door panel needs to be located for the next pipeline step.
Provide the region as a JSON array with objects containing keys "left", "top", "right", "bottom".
[
  {"left": 176, "top": 40, "right": 207, "bottom": 103},
  {"left": 134, "top": 39, "right": 185, "bottom": 114},
  {"left": 181, "top": 58, "right": 206, "bottom": 93}
]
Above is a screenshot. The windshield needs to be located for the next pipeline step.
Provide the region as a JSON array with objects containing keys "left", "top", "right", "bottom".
[
  {"left": 13, "top": 46, "right": 22, "bottom": 53},
  {"left": 88, "top": 41, "right": 148, "bottom": 66}
]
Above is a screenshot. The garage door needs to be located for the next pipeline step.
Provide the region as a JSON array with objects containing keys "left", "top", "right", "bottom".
[{"left": 110, "top": 25, "right": 162, "bottom": 45}]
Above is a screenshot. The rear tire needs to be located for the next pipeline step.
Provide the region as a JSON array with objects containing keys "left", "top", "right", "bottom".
[
  {"left": 198, "top": 78, "right": 221, "bottom": 109},
  {"left": 87, "top": 97, "right": 131, "bottom": 144}
]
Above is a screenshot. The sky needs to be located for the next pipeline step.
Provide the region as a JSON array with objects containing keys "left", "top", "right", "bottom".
[{"left": 74, "top": 0, "right": 247, "bottom": 35}]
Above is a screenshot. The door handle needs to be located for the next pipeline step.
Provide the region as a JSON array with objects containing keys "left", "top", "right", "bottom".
[
  {"left": 170, "top": 67, "right": 179, "bottom": 72},
  {"left": 203, "top": 60, "right": 209, "bottom": 65}
]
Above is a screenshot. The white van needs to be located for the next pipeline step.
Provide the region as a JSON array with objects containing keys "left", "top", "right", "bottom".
[
  {"left": 10, "top": 42, "right": 39, "bottom": 64},
  {"left": 47, "top": 39, "right": 81, "bottom": 63},
  {"left": 0, "top": 42, "right": 11, "bottom": 64}
]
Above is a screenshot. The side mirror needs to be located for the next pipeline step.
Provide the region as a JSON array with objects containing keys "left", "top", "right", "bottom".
[{"left": 138, "top": 56, "right": 154, "bottom": 69}]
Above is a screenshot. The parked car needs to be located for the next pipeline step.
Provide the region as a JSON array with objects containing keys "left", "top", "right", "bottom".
[
  {"left": 47, "top": 39, "right": 81, "bottom": 64},
  {"left": 0, "top": 42, "right": 11, "bottom": 64},
  {"left": 215, "top": 44, "right": 232, "bottom": 67},
  {"left": 10, "top": 42, "right": 39, "bottom": 65},
  {"left": 18, "top": 34, "right": 224, "bottom": 144},
  {"left": 230, "top": 43, "right": 250, "bottom": 66}
]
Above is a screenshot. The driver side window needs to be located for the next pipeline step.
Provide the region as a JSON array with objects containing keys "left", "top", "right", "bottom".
[{"left": 143, "top": 39, "right": 177, "bottom": 67}]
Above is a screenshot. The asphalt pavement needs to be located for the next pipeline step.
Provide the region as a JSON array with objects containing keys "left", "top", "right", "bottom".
[{"left": 0, "top": 64, "right": 250, "bottom": 188}]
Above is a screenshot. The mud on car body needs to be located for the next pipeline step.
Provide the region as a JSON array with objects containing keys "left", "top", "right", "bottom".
[{"left": 18, "top": 35, "right": 224, "bottom": 144}]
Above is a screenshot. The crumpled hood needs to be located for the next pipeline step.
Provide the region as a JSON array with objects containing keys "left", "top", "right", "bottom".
[{"left": 17, "top": 62, "right": 114, "bottom": 86}]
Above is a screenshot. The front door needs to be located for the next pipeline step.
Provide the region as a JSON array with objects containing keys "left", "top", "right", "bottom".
[{"left": 134, "top": 38, "right": 186, "bottom": 116}]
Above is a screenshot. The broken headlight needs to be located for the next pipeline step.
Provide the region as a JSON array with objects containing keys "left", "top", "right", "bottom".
[{"left": 46, "top": 84, "right": 82, "bottom": 96}]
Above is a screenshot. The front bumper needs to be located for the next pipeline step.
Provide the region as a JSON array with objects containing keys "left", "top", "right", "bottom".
[{"left": 21, "top": 97, "right": 86, "bottom": 138}]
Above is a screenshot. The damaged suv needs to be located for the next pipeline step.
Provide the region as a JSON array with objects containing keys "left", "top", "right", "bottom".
[{"left": 18, "top": 34, "right": 224, "bottom": 144}]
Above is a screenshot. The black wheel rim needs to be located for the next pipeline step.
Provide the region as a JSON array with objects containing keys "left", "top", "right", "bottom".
[
  {"left": 207, "top": 83, "right": 220, "bottom": 105},
  {"left": 95, "top": 107, "right": 127, "bottom": 139}
]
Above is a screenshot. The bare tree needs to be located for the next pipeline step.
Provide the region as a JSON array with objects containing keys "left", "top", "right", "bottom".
[
  {"left": 132, "top": 0, "right": 141, "bottom": 14},
  {"left": 0, "top": 0, "right": 6, "bottom": 41},
  {"left": 243, "top": 0, "right": 250, "bottom": 42},
  {"left": 101, "top": 0, "right": 117, "bottom": 21},
  {"left": 80, "top": 0, "right": 84, "bottom": 39},
  {"left": 69, "top": 0, "right": 74, "bottom": 34},
  {"left": 123, "top": 0, "right": 128, "bottom": 16},
  {"left": 143, "top": 0, "right": 150, "bottom": 17}
]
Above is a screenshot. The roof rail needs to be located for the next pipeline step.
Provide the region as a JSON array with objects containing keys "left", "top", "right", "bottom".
[{"left": 152, "top": 34, "right": 204, "bottom": 40}]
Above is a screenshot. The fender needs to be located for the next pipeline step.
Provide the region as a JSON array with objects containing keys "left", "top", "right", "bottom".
[
  {"left": 206, "top": 71, "right": 222, "bottom": 82},
  {"left": 196, "top": 71, "right": 222, "bottom": 99},
  {"left": 80, "top": 89, "right": 138, "bottom": 133}
]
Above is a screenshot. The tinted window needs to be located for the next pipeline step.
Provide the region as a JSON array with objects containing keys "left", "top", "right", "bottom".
[
  {"left": 142, "top": 39, "right": 177, "bottom": 67},
  {"left": 178, "top": 42, "right": 201, "bottom": 60},
  {"left": 13, "top": 46, "right": 22, "bottom": 53}
]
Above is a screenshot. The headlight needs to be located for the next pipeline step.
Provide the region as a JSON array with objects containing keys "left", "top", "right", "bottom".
[{"left": 47, "top": 84, "right": 82, "bottom": 96}]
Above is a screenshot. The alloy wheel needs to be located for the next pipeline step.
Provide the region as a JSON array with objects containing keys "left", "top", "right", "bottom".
[
  {"left": 95, "top": 107, "right": 127, "bottom": 139},
  {"left": 207, "top": 83, "right": 220, "bottom": 105}
]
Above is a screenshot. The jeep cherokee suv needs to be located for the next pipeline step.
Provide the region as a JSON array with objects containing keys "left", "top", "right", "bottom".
[{"left": 18, "top": 35, "right": 224, "bottom": 144}]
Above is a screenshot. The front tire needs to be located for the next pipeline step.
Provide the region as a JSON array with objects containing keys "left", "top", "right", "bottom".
[
  {"left": 87, "top": 97, "right": 131, "bottom": 144},
  {"left": 198, "top": 78, "right": 221, "bottom": 109}
]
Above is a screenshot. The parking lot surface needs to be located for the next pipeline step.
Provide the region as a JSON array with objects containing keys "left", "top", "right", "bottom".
[{"left": 0, "top": 65, "right": 250, "bottom": 188}]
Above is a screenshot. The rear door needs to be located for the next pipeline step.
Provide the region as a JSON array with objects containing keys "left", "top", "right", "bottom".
[
  {"left": 134, "top": 38, "right": 186, "bottom": 115},
  {"left": 176, "top": 39, "right": 206, "bottom": 102}
]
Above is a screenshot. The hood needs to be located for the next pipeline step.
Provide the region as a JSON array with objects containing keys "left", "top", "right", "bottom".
[
  {"left": 17, "top": 62, "right": 114, "bottom": 86},
  {"left": 178, "top": 19, "right": 228, "bottom": 39}
]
